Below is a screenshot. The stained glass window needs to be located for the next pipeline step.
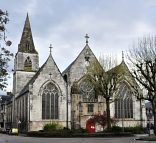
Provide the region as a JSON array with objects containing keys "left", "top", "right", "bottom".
[
  {"left": 42, "top": 82, "right": 59, "bottom": 119},
  {"left": 79, "top": 80, "right": 97, "bottom": 102},
  {"left": 115, "top": 82, "right": 133, "bottom": 119}
]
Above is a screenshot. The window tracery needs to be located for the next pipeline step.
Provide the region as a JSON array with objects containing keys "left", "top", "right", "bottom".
[
  {"left": 115, "top": 82, "right": 133, "bottom": 119},
  {"left": 42, "top": 82, "right": 59, "bottom": 119},
  {"left": 79, "top": 80, "right": 97, "bottom": 102}
]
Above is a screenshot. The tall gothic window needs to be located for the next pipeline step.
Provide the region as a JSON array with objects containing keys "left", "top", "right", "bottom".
[
  {"left": 42, "top": 82, "right": 59, "bottom": 119},
  {"left": 115, "top": 82, "right": 133, "bottom": 119},
  {"left": 24, "top": 56, "right": 32, "bottom": 70},
  {"left": 79, "top": 80, "right": 97, "bottom": 102}
]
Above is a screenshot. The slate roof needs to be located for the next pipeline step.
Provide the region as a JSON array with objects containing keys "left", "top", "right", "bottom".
[
  {"left": 18, "top": 13, "right": 37, "bottom": 54},
  {"left": 107, "top": 60, "right": 139, "bottom": 89}
]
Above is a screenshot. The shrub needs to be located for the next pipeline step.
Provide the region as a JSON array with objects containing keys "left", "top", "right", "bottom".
[
  {"left": 110, "top": 126, "right": 122, "bottom": 132},
  {"left": 124, "top": 126, "right": 144, "bottom": 134},
  {"left": 43, "top": 122, "right": 63, "bottom": 132},
  {"left": 27, "top": 130, "right": 72, "bottom": 137},
  {"left": 71, "top": 128, "right": 87, "bottom": 134},
  {"left": 110, "top": 126, "right": 144, "bottom": 134}
]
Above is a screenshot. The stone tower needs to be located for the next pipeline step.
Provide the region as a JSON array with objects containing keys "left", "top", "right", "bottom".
[{"left": 13, "top": 14, "right": 39, "bottom": 97}]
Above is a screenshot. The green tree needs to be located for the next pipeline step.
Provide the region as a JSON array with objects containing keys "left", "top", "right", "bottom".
[
  {"left": 0, "top": 9, "right": 13, "bottom": 90},
  {"left": 128, "top": 36, "right": 156, "bottom": 134},
  {"left": 86, "top": 58, "right": 118, "bottom": 131}
]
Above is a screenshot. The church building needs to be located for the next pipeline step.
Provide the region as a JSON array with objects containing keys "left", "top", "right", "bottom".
[{"left": 5, "top": 14, "right": 146, "bottom": 132}]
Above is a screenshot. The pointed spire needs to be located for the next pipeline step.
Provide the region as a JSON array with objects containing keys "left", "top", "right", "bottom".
[
  {"left": 18, "top": 13, "right": 37, "bottom": 53},
  {"left": 85, "top": 34, "right": 89, "bottom": 44},
  {"left": 26, "top": 13, "right": 30, "bottom": 28}
]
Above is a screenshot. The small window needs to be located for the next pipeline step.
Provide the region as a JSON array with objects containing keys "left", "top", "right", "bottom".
[
  {"left": 26, "top": 42, "right": 30, "bottom": 51},
  {"left": 88, "top": 104, "right": 94, "bottom": 113}
]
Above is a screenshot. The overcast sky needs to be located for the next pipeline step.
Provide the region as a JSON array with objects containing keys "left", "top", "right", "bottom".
[{"left": 1, "top": 0, "right": 156, "bottom": 94}]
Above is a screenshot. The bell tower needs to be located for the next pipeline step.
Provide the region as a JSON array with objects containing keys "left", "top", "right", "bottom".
[{"left": 13, "top": 14, "right": 39, "bottom": 96}]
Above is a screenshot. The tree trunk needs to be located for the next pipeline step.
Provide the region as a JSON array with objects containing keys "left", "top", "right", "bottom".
[
  {"left": 106, "top": 98, "right": 111, "bottom": 131},
  {"left": 152, "top": 100, "right": 156, "bottom": 135}
]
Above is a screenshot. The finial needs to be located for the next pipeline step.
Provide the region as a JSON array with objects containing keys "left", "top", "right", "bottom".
[
  {"left": 85, "top": 34, "right": 89, "bottom": 44},
  {"left": 49, "top": 44, "right": 53, "bottom": 53},
  {"left": 122, "top": 51, "right": 124, "bottom": 61}
]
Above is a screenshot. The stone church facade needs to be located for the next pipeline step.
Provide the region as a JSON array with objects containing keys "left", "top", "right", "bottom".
[{"left": 5, "top": 15, "right": 146, "bottom": 132}]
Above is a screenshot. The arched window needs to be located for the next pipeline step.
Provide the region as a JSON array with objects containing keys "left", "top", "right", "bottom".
[
  {"left": 42, "top": 82, "right": 59, "bottom": 119},
  {"left": 24, "top": 57, "right": 32, "bottom": 70},
  {"left": 115, "top": 82, "right": 133, "bottom": 119},
  {"left": 79, "top": 80, "right": 97, "bottom": 102}
]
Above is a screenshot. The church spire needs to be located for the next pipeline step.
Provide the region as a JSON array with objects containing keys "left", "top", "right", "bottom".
[{"left": 18, "top": 13, "right": 37, "bottom": 53}]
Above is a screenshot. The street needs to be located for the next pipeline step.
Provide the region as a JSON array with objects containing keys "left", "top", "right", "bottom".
[{"left": 0, "top": 134, "right": 151, "bottom": 143}]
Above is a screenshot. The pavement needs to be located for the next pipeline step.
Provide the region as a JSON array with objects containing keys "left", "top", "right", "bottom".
[{"left": 135, "top": 133, "right": 156, "bottom": 141}]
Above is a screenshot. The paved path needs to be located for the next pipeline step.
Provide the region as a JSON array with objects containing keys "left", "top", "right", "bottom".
[{"left": 0, "top": 134, "right": 150, "bottom": 143}]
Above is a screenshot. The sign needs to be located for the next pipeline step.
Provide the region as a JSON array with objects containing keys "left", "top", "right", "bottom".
[{"left": 12, "top": 128, "right": 18, "bottom": 133}]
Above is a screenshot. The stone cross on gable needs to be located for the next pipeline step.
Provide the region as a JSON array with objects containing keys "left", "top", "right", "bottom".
[
  {"left": 85, "top": 34, "right": 89, "bottom": 44},
  {"left": 122, "top": 51, "right": 124, "bottom": 61},
  {"left": 49, "top": 44, "right": 53, "bottom": 53}
]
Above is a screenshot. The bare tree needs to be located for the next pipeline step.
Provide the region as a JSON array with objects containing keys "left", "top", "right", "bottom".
[
  {"left": 128, "top": 36, "right": 156, "bottom": 134},
  {"left": 86, "top": 58, "right": 118, "bottom": 131},
  {"left": 0, "top": 9, "right": 13, "bottom": 90}
]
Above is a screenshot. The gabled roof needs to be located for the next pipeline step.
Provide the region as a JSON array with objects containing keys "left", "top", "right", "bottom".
[
  {"left": 18, "top": 13, "right": 37, "bottom": 54},
  {"left": 108, "top": 60, "right": 130, "bottom": 75},
  {"left": 18, "top": 52, "right": 62, "bottom": 97},
  {"left": 62, "top": 43, "right": 98, "bottom": 75},
  {"left": 107, "top": 60, "right": 138, "bottom": 88}
]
